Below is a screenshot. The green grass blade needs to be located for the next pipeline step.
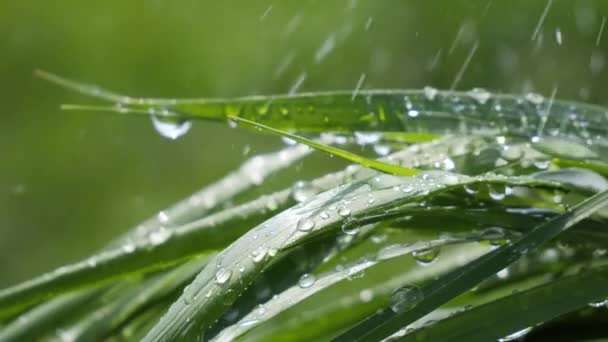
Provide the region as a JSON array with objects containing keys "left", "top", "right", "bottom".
[
  {"left": 334, "top": 190, "right": 608, "bottom": 342},
  {"left": 212, "top": 236, "right": 481, "bottom": 342},
  {"left": 229, "top": 116, "right": 419, "bottom": 176},
  {"left": 238, "top": 243, "right": 490, "bottom": 342},
  {"left": 39, "top": 71, "right": 608, "bottom": 147},
  {"left": 399, "top": 265, "right": 608, "bottom": 342},
  {"left": 141, "top": 172, "right": 561, "bottom": 341},
  {"left": 63, "top": 255, "right": 211, "bottom": 341}
]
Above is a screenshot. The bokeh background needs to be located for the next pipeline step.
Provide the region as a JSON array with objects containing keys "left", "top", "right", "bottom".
[{"left": 1, "top": 0, "right": 607, "bottom": 287}]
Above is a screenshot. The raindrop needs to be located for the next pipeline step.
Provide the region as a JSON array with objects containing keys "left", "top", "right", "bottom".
[
  {"left": 467, "top": 88, "right": 491, "bottom": 104},
  {"left": 298, "top": 273, "right": 316, "bottom": 288},
  {"left": 150, "top": 114, "right": 192, "bottom": 140},
  {"left": 149, "top": 227, "right": 172, "bottom": 246},
  {"left": 373, "top": 144, "right": 391, "bottom": 156},
  {"left": 215, "top": 268, "right": 232, "bottom": 284},
  {"left": 319, "top": 211, "right": 330, "bottom": 220},
  {"left": 251, "top": 247, "right": 268, "bottom": 263},
  {"left": 390, "top": 285, "right": 424, "bottom": 313},
  {"left": 314, "top": 34, "right": 336, "bottom": 64},
  {"left": 412, "top": 247, "right": 440, "bottom": 265},
  {"left": 555, "top": 28, "right": 563, "bottom": 45},
  {"left": 157, "top": 211, "right": 170, "bottom": 224},
  {"left": 341, "top": 218, "right": 360, "bottom": 235},
  {"left": 338, "top": 207, "right": 351, "bottom": 217},
  {"left": 354, "top": 132, "right": 381, "bottom": 145},
  {"left": 297, "top": 218, "right": 316, "bottom": 232},
  {"left": 359, "top": 289, "right": 374, "bottom": 302},
  {"left": 121, "top": 241, "right": 136, "bottom": 253},
  {"left": 423, "top": 86, "right": 439, "bottom": 100},
  {"left": 281, "top": 136, "right": 297, "bottom": 145},
  {"left": 407, "top": 109, "right": 420, "bottom": 118},
  {"left": 525, "top": 92, "right": 544, "bottom": 105}
]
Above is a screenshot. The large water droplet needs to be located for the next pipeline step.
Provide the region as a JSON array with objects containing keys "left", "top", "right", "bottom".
[
  {"left": 412, "top": 247, "right": 440, "bottom": 265},
  {"left": 151, "top": 114, "right": 192, "bottom": 140},
  {"left": 390, "top": 285, "right": 424, "bottom": 313},
  {"left": 298, "top": 273, "right": 316, "bottom": 288},
  {"left": 215, "top": 267, "right": 232, "bottom": 284},
  {"left": 297, "top": 218, "right": 316, "bottom": 232}
]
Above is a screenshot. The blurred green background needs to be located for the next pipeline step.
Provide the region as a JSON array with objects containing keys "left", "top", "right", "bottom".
[{"left": 1, "top": 0, "right": 606, "bottom": 287}]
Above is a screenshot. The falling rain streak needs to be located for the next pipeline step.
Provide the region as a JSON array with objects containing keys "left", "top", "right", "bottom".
[
  {"left": 450, "top": 42, "right": 479, "bottom": 90},
  {"left": 532, "top": 0, "right": 553, "bottom": 41}
]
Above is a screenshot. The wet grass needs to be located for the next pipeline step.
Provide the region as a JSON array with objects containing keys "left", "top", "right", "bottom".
[{"left": 1, "top": 74, "right": 607, "bottom": 341}]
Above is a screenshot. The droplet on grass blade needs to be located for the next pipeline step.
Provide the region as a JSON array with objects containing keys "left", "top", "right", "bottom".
[
  {"left": 390, "top": 285, "right": 424, "bottom": 313},
  {"left": 150, "top": 114, "right": 192, "bottom": 140}
]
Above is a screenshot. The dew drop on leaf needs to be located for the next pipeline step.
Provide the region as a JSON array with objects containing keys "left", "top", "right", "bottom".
[
  {"left": 298, "top": 273, "right": 316, "bottom": 288},
  {"left": 412, "top": 247, "right": 440, "bottom": 265},
  {"left": 297, "top": 218, "right": 316, "bottom": 232},
  {"left": 338, "top": 207, "right": 351, "bottom": 217},
  {"left": 390, "top": 285, "right": 424, "bottom": 313},
  {"left": 215, "top": 267, "right": 232, "bottom": 285}
]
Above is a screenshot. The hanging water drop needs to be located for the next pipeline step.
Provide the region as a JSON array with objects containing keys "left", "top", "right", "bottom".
[
  {"left": 341, "top": 217, "right": 360, "bottom": 235},
  {"left": 467, "top": 88, "right": 491, "bottom": 104},
  {"left": 150, "top": 113, "right": 192, "bottom": 140},
  {"left": 412, "top": 247, "right": 440, "bottom": 265},
  {"left": 423, "top": 86, "right": 439, "bottom": 100}
]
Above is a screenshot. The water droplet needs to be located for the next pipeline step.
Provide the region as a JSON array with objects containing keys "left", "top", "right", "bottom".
[
  {"left": 338, "top": 207, "right": 351, "bottom": 217},
  {"left": 354, "top": 132, "right": 381, "bottom": 145},
  {"left": 467, "top": 88, "right": 491, "bottom": 104},
  {"left": 215, "top": 268, "right": 232, "bottom": 284},
  {"left": 157, "top": 211, "right": 170, "bottom": 224},
  {"left": 319, "top": 211, "right": 330, "bottom": 219},
  {"left": 298, "top": 273, "right": 316, "bottom": 288},
  {"left": 525, "top": 92, "right": 544, "bottom": 105},
  {"left": 423, "top": 86, "right": 439, "bottom": 100},
  {"left": 412, "top": 247, "right": 440, "bottom": 265},
  {"left": 489, "top": 187, "right": 507, "bottom": 201},
  {"left": 341, "top": 218, "right": 360, "bottom": 235},
  {"left": 359, "top": 289, "right": 374, "bottom": 302},
  {"left": 498, "top": 327, "right": 532, "bottom": 341},
  {"left": 121, "top": 239, "right": 136, "bottom": 253},
  {"left": 251, "top": 247, "right": 268, "bottom": 263},
  {"left": 390, "top": 285, "right": 424, "bottom": 313},
  {"left": 281, "top": 136, "right": 297, "bottom": 145},
  {"left": 297, "top": 218, "right": 316, "bottom": 232},
  {"left": 150, "top": 114, "right": 192, "bottom": 140},
  {"left": 149, "top": 227, "right": 172, "bottom": 246},
  {"left": 407, "top": 109, "right": 420, "bottom": 118},
  {"left": 588, "top": 299, "right": 608, "bottom": 308}
]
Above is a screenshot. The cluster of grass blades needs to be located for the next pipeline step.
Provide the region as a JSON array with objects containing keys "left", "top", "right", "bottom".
[{"left": 1, "top": 71, "right": 607, "bottom": 341}]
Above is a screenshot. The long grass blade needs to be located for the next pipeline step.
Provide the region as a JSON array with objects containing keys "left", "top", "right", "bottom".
[{"left": 334, "top": 190, "right": 608, "bottom": 342}]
